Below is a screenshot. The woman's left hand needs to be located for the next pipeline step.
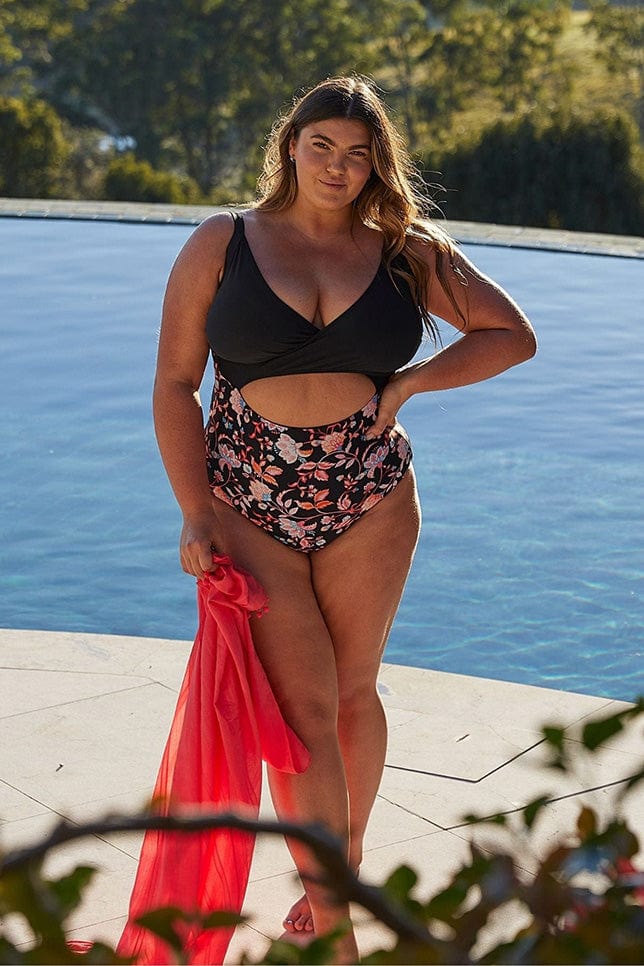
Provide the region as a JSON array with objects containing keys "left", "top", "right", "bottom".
[{"left": 365, "top": 373, "right": 412, "bottom": 439}]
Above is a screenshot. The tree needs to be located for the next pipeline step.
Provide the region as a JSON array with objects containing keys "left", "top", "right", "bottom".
[
  {"left": 586, "top": 0, "right": 644, "bottom": 138},
  {"left": 47, "top": 0, "right": 377, "bottom": 197},
  {"left": 103, "top": 153, "right": 202, "bottom": 204},
  {"left": 427, "top": 108, "right": 644, "bottom": 234},
  {"left": 0, "top": 95, "right": 69, "bottom": 196},
  {"left": 0, "top": 0, "right": 82, "bottom": 96}
]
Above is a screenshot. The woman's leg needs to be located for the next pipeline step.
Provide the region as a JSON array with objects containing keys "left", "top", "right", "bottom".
[
  {"left": 211, "top": 500, "right": 359, "bottom": 962},
  {"left": 282, "top": 470, "right": 421, "bottom": 934}
]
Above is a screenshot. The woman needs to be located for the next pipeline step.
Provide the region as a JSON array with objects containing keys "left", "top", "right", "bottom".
[{"left": 154, "top": 75, "right": 536, "bottom": 962}]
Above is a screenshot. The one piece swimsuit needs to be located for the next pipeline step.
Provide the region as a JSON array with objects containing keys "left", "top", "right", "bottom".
[{"left": 204, "top": 213, "right": 423, "bottom": 552}]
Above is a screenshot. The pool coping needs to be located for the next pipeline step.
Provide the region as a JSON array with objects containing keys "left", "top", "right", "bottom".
[{"left": 1, "top": 196, "right": 642, "bottom": 258}]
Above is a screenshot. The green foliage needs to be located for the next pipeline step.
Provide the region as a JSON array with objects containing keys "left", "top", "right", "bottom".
[
  {"left": 49, "top": 0, "right": 377, "bottom": 194},
  {"left": 0, "top": 0, "right": 83, "bottom": 95},
  {"left": 1, "top": 0, "right": 641, "bottom": 231},
  {"left": 422, "top": 0, "right": 571, "bottom": 122},
  {"left": 428, "top": 108, "right": 644, "bottom": 234},
  {"left": 586, "top": 0, "right": 644, "bottom": 137},
  {"left": 0, "top": 702, "right": 641, "bottom": 964},
  {"left": 103, "top": 153, "right": 202, "bottom": 204},
  {"left": 0, "top": 95, "right": 69, "bottom": 196},
  {"left": 0, "top": 859, "right": 126, "bottom": 963}
]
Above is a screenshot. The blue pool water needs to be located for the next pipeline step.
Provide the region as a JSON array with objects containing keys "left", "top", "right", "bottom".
[{"left": 1, "top": 218, "right": 642, "bottom": 701}]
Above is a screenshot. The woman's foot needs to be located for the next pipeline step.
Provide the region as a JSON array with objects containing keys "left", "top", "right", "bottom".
[
  {"left": 282, "top": 893, "right": 314, "bottom": 936},
  {"left": 282, "top": 863, "right": 361, "bottom": 938}
]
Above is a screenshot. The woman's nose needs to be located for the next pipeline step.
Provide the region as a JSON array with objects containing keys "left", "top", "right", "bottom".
[{"left": 326, "top": 153, "right": 347, "bottom": 173}]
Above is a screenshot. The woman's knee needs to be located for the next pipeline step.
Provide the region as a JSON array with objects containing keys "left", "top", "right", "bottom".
[{"left": 337, "top": 679, "right": 382, "bottom": 723}]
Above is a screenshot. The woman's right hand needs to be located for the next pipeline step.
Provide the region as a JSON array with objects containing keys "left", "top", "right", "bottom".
[{"left": 180, "top": 509, "right": 221, "bottom": 579}]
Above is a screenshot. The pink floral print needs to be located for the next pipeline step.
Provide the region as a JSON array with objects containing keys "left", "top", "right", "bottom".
[{"left": 205, "top": 363, "right": 412, "bottom": 552}]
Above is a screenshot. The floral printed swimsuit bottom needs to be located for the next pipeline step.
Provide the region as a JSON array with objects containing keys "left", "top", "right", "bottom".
[{"left": 205, "top": 363, "right": 413, "bottom": 553}]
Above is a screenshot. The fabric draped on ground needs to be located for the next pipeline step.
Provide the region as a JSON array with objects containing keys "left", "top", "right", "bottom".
[{"left": 114, "top": 555, "right": 310, "bottom": 964}]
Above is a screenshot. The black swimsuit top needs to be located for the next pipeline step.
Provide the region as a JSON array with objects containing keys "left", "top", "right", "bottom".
[{"left": 206, "top": 213, "right": 423, "bottom": 393}]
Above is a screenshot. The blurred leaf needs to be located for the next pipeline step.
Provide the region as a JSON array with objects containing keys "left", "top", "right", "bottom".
[
  {"left": 523, "top": 796, "right": 551, "bottom": 830},
  {"left": 576, "top": 806, "right": 598, "bottom": 841},
  {"left": 582, "top": 715, "right": 624, "bottom": 750},
  {"left": 542, "top": 725, "right": 565, "bottom": 752},
  {"left": 380, "top": 863, "right": 425, "bottom": 922},
  {"left": 48, "top": 865, "right": 97, "bottom": 917},
  {"left": 424, "top": 882, "right": 468, "bottom": 923},
  {"left": 260, "top": 925, "right": 347, "bottom": 964},
  {"left": 582, "top": 698, "right": 644, "bottom": 751},
  {"left": 383, "top": 864, "right": 417, "bottom": 901},
  {"left": 201, "top": 909, "right": 246, "bottom": 929},
  {"left": 134, "top": 905, "right": 187, "bottom": 956}
]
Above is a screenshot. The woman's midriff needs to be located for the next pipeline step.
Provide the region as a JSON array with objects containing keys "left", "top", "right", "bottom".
[{"left": 240, "top": 372, "right": 378, "bottom": 427}]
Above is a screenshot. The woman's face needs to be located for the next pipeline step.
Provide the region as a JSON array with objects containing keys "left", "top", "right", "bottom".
[{"left": 289, "top": 118, "right": 373, "bottom": 209}]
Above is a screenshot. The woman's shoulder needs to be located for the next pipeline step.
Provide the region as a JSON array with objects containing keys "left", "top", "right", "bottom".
[
  {"left": 405, "top": 220, "right": 456, "bottom": 265},
  {"left": 169, "top": 209, "right": 238, "bottom": 283},
  {"left": 191, "top": 209, "right": 238, "bottom": 254}
]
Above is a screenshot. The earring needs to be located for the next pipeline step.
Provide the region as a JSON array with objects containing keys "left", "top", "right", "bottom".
[{"left": 289, "top": 155, "right": 295, "bottom": 164}]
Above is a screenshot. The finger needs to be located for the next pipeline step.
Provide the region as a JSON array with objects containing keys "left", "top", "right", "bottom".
[
  {"left": 198, "top": 543, "right": 219, "bottom": 575},
  {"left": 180, "top": 545, "right": 213, "bottom": 580},
  {"left": 365, "top": 417, "right": 393, "bottom": 439}
]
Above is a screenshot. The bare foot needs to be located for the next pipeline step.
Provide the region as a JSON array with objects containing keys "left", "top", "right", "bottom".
[{"left": 282, "top": 893, "right": 315, "bottom": 935}]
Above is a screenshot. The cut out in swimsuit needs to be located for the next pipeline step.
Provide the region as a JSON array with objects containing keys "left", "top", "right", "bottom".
[{"left": 204, "top": 213, "right": 423, "bottom": 552}]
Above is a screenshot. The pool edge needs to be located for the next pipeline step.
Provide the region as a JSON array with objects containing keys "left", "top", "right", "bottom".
[{"left": 1, "top": 196, "right": 642, "bottom": 258}]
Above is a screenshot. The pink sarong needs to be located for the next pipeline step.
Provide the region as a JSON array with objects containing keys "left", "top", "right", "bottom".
[{"left": 115, "top": 556, "right": 310, "bottom": 964}]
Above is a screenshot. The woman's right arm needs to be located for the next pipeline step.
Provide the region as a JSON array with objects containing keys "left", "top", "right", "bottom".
[{"left": 153, "top": 212, "right": 235, "bottom": 578}]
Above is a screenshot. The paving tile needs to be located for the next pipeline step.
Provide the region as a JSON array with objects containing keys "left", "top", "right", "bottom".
[
  {"left": 380, "top": 666, "right": 615, "bottom": 783},
  {"left": 0, "top": 668, "right": 152, "bottom": 719},
  {"left": 61, "top": 791, "right": 151, "bottom": 861},
  {"left": 225, "top": 924, "right": 273, "bottom": 963},
  {"left": 380, "top": 734, "right": 643, "bottom": 831},
  {"left": 241, "top": 868, "right": 300, "bottom": 938},
  {"left": 0, "top": 779, "right": 50, "bottom": 823},
  {"left": 0, "top": 628, "right": 191, "bottom": 689},
  {"left": 379, "top": 664, "right": 613, "bottom": 730},
  {"left": 564, "top": 713, "right": 644, "bottom": 758},
  {"left": 0, "top": 683, "right": 177, "bottom": 812},
  {"left": 384, "top": 704, "right": 547, "bottom": 782},
  {"left": 360, "top": 830, "right": 473, "bottom": 896}
]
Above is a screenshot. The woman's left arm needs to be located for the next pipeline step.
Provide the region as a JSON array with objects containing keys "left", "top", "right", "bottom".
[{"left": 367, "top": 243, "right": 537, "bottom": 437}]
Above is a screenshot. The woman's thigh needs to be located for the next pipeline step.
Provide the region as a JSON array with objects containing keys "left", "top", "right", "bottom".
[
  {"left": 212, "top": 498, "right": 340, "bottom": 732},
  {"left": 310, "top": 469, "right": 421, "bottom": 695}
]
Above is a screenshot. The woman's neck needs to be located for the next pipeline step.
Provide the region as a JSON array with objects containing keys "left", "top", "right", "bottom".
[{"left": 278, "top": 199, "right": 357, "bottom": 242}]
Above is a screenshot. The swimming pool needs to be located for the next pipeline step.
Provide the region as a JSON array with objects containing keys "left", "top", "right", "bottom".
[{"left": 1, "top": 216, "right": 642, "bottom": 701}]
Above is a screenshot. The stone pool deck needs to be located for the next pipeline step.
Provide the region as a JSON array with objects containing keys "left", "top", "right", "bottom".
[{"left": 0, "top": 627, "right": 641, "bottom": 961}]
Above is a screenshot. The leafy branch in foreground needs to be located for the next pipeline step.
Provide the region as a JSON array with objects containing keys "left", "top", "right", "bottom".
[{"left": 0, "top": 701, "right": 642, "bottom": 964}]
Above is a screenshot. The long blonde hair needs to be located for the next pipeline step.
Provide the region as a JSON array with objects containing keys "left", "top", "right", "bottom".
[{"left": 256, "top": 76, "right": 466, "bottom": 339}]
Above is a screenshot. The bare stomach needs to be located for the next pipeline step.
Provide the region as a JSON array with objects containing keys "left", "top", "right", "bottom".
[{"left": 240, "top": 372, "right": 379, "bottom": 427}]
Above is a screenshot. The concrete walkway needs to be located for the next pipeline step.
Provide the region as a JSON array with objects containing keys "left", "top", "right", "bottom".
[{"left": 0, "top": 628, "right": 641, "bottom": 961}]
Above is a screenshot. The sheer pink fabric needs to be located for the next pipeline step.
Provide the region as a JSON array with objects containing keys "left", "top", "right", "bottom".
[{"left": 115, "top": 555, "right": 310, "bottom": 964}]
